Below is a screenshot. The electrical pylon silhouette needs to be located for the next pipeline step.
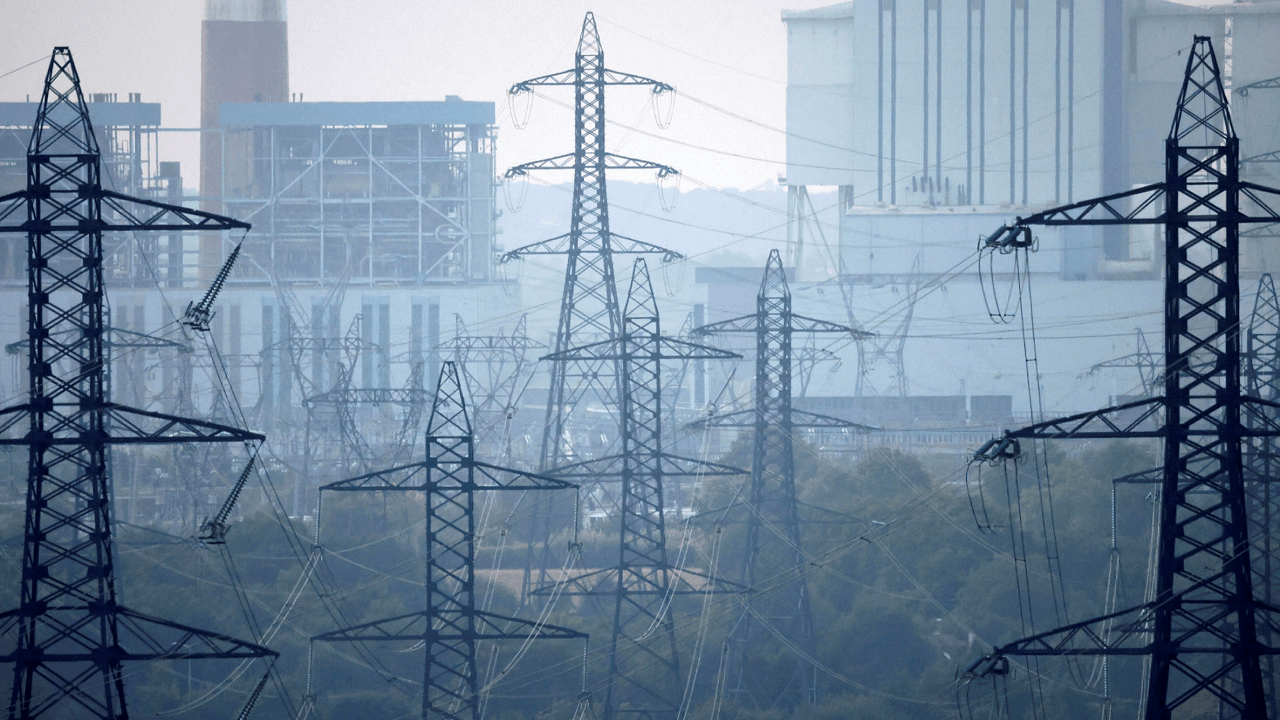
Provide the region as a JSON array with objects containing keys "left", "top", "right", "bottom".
[
  {"left": 313, "top": 362, "right": 586, "bottom": 720},
  {"left": 693, "top": 250, "right": 871, "bottom": 708},
  {"left": 539, "top": 259, "right": 741, "bottom": 720},
  {"left": 966, "top": 37, "right": 1280, "bottom": 720},
  {"left": 504, "top": 11, "right": 682, "bottom": 593},
  {"left": 0, "top": 48, "right": 273, "bottom": 720}
]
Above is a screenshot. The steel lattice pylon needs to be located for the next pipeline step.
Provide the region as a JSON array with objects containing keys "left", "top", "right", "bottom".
[
  {"left": 540, "top": 259, "right": 741, "bottom": 720},
  {"left": 1246, "top": 273, "right": 1280, "bottom": 718},
  {"left": 1089, "top": 328, "right": 1160, "bottom": 398},
  {"left": 0, "top": 48, "right": 274, "bottom": 720},
  {"left": 965, "top": 38, "right": 1280, "bottom": 720},
  {"left": 438, "top": 314, "right": 543, "bottom": 456},
  {"left": 313, "top": 362, "right": 585, "bottom": 720},
  {"left": 504, "top": 11, "right": 681, "bottom": 591},
  {"left": 693, "top": 250, "right": 870, "bottom": 707}
]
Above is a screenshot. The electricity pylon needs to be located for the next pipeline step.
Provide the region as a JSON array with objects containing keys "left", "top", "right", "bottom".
[
  {"left": 693, "top": 249, "right": 871, "bottom": 707},
  {"left": 1089, "top": 328, "right": 1160, "bottom": 397},
  {"left": 0, "top": 48, "right": 274, "bottom": 720},
  {"left": 504, "top": 10, "right": 681, "bottom": 589},
  {"left": 965, "top": 37, "right": 1280, "bottom": 720},
  {"left": 438, "top": 314, "right": 543, "bottom": 454},
  {"left": 313, "top": 363, "right": 585, "bottom": 720},
  {"left": 540, "top": 259, "right": 741, "bottom": 720},
  {"left": 1246, "top": 273, "right": 1280, "bottom": 718}
]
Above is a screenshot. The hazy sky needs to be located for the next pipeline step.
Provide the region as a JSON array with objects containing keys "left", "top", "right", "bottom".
[{"left": 0, "top": 0, "right": 863, "bottom": 191}]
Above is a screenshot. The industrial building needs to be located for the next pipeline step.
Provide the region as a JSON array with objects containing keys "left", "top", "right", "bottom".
[{"left": 778, "top": 0, "right": 1280, "bottom": 424}]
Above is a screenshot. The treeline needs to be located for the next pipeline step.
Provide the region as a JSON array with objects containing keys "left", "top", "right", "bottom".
[{"left": 0, "top": 440, "right": 1167, "bottom": 719}]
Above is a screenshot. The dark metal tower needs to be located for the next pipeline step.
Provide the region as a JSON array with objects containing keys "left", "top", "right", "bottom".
[
  {"left": 541, "top": 259, "right": 740, "bottom": 720},
  {"left": 0, "top": 48, "right": 274, "bottom": 720},
  {"left": 504, "top": 11, "right": 680, "bottom": 472},
  {"left": 693, "top": 250, "right": 870, "bottom": 707},
  {"left": 1246, "top": 273, "right": 1280, "bottom": 718},
  {"left": 313, "top": 362, "right": 585, "bottom": 720},
  {"left": 964, "top": 38, "right": 1280, "bottom": 720}
]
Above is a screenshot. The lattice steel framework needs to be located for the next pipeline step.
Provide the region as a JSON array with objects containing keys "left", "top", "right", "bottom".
[
  {"left": 504, "top": 11, "right": 680, "bottom": 471},
  {"left": 693, "top": 250, "right": 870, "bottom": 707},
  {"left": 1089, "top": 328, "right": 1160, "bottom": 398},
  {"left": 965, "top": 38, "right": 1280, "bottom": 720},
  {"left": 438, "top": 314, "right": 543, "bottom": 453},
  {"left": 0, "top": 49, "right": 274, "bottom": 720},
  {"left": 1246, "top": 273, "right": 1280, "bottom": 718},
  {"left": 541, "top": 259, "right": 740, "bottom": 720},
  {"left": 313, "top": 362, "right": 585, "bottom": 720}
]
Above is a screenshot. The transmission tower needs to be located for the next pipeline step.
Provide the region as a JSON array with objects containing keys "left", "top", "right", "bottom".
[
  {"left": 540, "top": 259, "right": 741, "bottom": 720},
  {"left": 504, "top": 10, "right": 682, "bottom": 588},
  {"left": 965, "top": 38, "right": 1280, "bottom": 720},
  {"left": 438, "top": 314, "right": 543, "bottom": 454},
  {"left": 693, "top": 249, "right": 871, "bottom": 707},
  {"left": 0, "top": 48, "right": 274, "bottom": 719},
  {"left": 312, "top": 362, "right": 585, "bottom": 720},
  {"left": 1088, "top": 328, "right": 1160, "bottom": 398},
  {"left": 838, "top": 256, "right": 922, "bottom": 397},
  {"left": 1246, "top": 273, "right": 1280, "bottom": 718}
]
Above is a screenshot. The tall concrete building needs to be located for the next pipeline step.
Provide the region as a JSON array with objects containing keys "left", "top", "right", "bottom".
[{"left": 780, "top": 0, "right": 1280, "bottom": 415}]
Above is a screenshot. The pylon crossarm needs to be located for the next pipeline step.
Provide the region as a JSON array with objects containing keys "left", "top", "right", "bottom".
[
  {"left": 1003, "top": 397, "right": 1165, "bottom": 440},
  {"left": 501, "top": 233, "right": 572, "bottom": 259},
  {"left": 105, "top": 327, "right": 191, "bottom": 352},
  {"left": 601, "top": 69, "right": 673, "bottom": 90},
  {"left": 791, "top": 314, "right": 867, "bottom": 337},
  {"left": 100, "top": 404, "right": 264, "bottom": 444},
  {"left": 505, "top": 154, "right": 576, "bottom": 176},
  {"left": 0, "top": 189, "right": 26, "bottom": 228},
  {"left": 1020, "top": 182, "right": 1167, "bottom": 226},
  {"left": 1244, "top": 396, "right": 1280, "bottom": 435},
  {"left": 473, "top": 461, "right": 576, "bottom": 491},
  {"left": 602, "top": 153, "right": 677, "bottom": 176},
  {"left": 1244, "top": 151, "right": 1280, "bottom": 166},
  {"left": 1113, "top": 466, "right": 1164, "bottom": 485},
  {"left": 109, "top": 607, "right": 278, "bottom": 661},
  {"left": 314, "top": 610, "right": 586, "bottom": 642},
  {"left": 685, "top": 407, "right": 752, "bottom": 429},
  {"left": 607, "top": 233, "right": 683, "bottom": 260},
  {"left": 544, "top": 336, "right": 740, "bottom": 362},
  {"left": 99, "top": 189, "right": 250, "bottom": 231},
  {"left": 693, "top": 315, "right": 757, "bottom": 335},
  {"left": 531, "top": 565, "right": 744, "bottom": 597},
  {"left": 1239, "top": 182, "right": 1280, "bottom": 222},
  {"left": 545, "top": 452, "right": 745, "bottom": 479},
  {"left": 657, "top": 337, "right": 741, "bottom": 361},
  {"left": 304, "top": 387, "right": 430, "bottom": 406},
  {"left": 509, "top": 69, "right": 578, "bottom": 91},
  {"left": 792, "top": 409, "right": 876, "bottom": 432},
  {"left": 321, "top": 462, "right": 428, "bottom": 492}
]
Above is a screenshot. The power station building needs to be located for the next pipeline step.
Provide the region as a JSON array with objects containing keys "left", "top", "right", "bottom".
[{"left": 780, "top": 0, "right": 1280, "bottom": 418}]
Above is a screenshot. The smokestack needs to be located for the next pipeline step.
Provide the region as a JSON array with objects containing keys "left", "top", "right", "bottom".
[{"left": 200, "top": 0, "right": 288, "bottom": 208}]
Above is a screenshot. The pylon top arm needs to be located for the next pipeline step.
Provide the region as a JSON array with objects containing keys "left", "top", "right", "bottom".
[
  {"left": 1016, "top": 182, "right": 1168, "bottom": 230},
  {"left": 542, "top": 335, "right": 740, "bottom": 362},
  {"left": 602, "top": 68, "right": 673, "bottom": 91},
  {"left": 0, "top": 189, "right": 25, "bottom": 228},
  {"left": 1001, "top": 397, "right": 1165, "bottom": 440},
  {"left": 312, "top": 609, "right": 586, "bottom": 643},
  {"left": 0, "top": 403, "right": 264, "bottom": 445},
  {"left": 545, "top": 451, "right": 745, "bottom": 479},
  {"left": 603, "top": 152, "right": 678, "bottom": 177},
  {"left": 509, "top": 69, "right": 578, "bottom": 91},
  {"left": 98, "top": 189, "right": 251, "bottom": 231},
  {"left": 693, "top": 315, "right": 757, "bottom": 335},
  {"left": 473, "top": 460, "right": 576, "bottom": 491},
  {"left": 1239, "top": 181, "right": 1280, "bottom": 223},
  {"left": 791, "top": 314, "right": 868, "bottom": 337},
  {"left": 505, "top": 154, "right": 576, "bottom": 177},
  {"left": 320, "top": 459, "right": 574, "bottom": 492},
  {"left": 502, "top": 232, "right": 682, "bottom": 262}
]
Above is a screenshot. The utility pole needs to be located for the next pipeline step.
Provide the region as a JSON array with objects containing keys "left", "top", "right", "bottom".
[
  {"left": 693, "top": 249, "right": 871, "bottom": 707},
  {"left": 313, "top": 362, "right": 585, "bottom": 720},
  {"left": 504, "top": 11, "right": 681, "bottom": 590},
  {"left": 965, "top": 38, "right": 1280, "bottom": 720},
  {"left": 0, "top": 48, "right": 274, "bottom": 719},
  {"left": 540, "top": 259, "right": 741, "bottom": 720}
]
